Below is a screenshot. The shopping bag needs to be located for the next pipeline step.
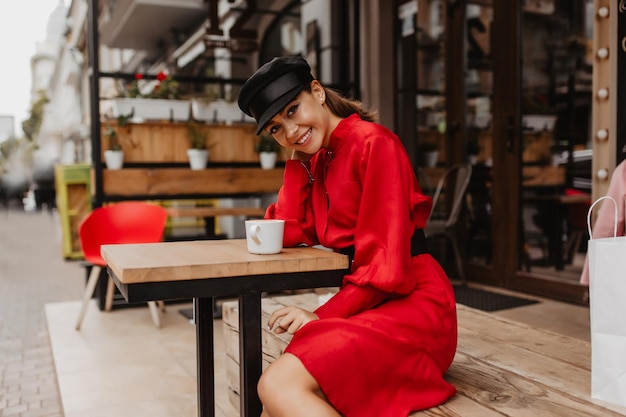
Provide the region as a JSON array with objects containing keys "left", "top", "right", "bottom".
[{"left": 587, "top": 195, "right": 626, "bottom": 407}]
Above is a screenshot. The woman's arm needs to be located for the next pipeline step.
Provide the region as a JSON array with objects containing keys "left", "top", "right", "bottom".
[
  {"left": 265, "top": 159, "right": 318, "bottom": 246},
  {"left": 340, "top": 130, "right": 431, "bottom": 295}
]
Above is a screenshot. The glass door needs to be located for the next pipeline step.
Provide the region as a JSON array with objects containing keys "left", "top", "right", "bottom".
[
  {"left": 414, "top": 0, "right": 447, "bottom": 192},
  {"left": 411, "top": 0, "right": 497, "bottom": 284},
  {"left": 516, "top": 0, "right": 593, "bottom": 301},
  {"left": 464, "top": 3, "right": 495, "bottom": 274},
  {"left": 406, "top": 0, "right": 592, "bottom": 302}
]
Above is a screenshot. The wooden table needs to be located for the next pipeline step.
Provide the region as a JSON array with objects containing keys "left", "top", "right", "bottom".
[
  {"left": 524, "top": 193, "right": 591, "bottom": 270},
  {"left": 101, "top": 239, "right": 349, "bottom": 417}
]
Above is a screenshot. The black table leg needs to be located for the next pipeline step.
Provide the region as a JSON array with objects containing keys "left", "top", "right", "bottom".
[
  {"left": 195, "top": 297, "right": 215, "bottom": 417},
  {"left": 203, "top": 217, "right": 216, "bottom": 238},
  {"left": 239, "top": 292, "right": 263, "bottom": 417}
]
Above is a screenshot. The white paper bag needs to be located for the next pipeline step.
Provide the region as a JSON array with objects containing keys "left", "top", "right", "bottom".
[{"left": 587, "top": 196, "right": 626, "bottom": 407}]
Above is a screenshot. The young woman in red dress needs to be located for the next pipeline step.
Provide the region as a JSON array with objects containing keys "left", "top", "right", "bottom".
[{"left": 238, "top": 56, "right": 457, "bottom": 417}]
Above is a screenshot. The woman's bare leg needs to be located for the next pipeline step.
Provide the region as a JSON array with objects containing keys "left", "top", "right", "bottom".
[{"left": 258, "top": 353, "right": 340, "bottom": 417}]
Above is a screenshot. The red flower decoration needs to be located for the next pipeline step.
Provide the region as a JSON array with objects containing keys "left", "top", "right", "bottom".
[
  {"left": 134, "top": 73, "right": 143, "bottom": 80},
  {"left": 156, "top": 71, "right": 168, "bottom": 82}
]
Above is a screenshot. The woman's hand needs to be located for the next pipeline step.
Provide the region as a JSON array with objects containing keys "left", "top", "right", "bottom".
[{"left": 268, "top": 306, "right": 319, "bottom": 335}]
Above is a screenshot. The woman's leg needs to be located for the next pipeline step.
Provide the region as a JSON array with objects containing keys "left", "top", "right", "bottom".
[{"left": 258, "top": 353, "right": 340, "bottom": 417}]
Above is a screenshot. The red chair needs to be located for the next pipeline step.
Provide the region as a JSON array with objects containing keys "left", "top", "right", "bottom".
[{"left": 75, "top": 201, "right": 168, "bottom": 330}]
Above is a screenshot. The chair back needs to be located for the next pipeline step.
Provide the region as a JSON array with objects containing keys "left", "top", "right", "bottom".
[
  {"left": 429, "top": 163, "right": 473, "bottom": 228},
  {"left": 78, "top": 201, "right": 168, "bottom": 265}
]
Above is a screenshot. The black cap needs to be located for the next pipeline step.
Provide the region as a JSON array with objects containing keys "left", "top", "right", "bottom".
[{"left": 238, "top": 56, "right": 314, "bottom": 135}]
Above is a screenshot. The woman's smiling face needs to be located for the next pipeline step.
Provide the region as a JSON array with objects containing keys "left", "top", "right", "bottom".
[{"left": 264, "top": 81, "right": 331, "bottom": 154}]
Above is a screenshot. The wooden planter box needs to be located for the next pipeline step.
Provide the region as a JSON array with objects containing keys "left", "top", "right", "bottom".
[
  {"left": 99, "top": 121, "right": 287, "bottom": 164},
  {"left": 110, "top": 98, "right": 191, "bottom": 122},
  {"left": 102, "top": 168, "right": 284, "bottom": 198}
]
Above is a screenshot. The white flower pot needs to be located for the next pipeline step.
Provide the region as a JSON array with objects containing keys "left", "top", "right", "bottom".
[
  {"left": 187, "top": 148, "right": 209, "bottom": 170},
  {"left": 111, "top": 98, "right": 191, "bottom": 122},
  {"left": 191, "top": 99, "right": 254, "bottom": 124},
  {"left": 522, "top": 114, "right": 556, "bottom": 132},
  {"left": 259, "top": 152, "right": 277, "bottom": 170},
  {"left": 104, "top": 150, "right": 124, "bottom": 170}
]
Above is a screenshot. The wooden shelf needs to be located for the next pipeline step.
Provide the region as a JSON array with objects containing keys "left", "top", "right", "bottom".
[
  {"left": 100, "top": 121, "right": 287, "bottom": 164},
  {"left": 102, "top": 167, "right": 284, "bottom": 198}
]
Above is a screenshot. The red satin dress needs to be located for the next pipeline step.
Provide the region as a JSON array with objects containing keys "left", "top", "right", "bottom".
[{"left": 265, "top": 114, "right": 457, "bottom": 416}]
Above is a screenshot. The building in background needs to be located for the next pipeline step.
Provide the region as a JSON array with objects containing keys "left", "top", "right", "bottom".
[
  {"left": 0, "top": 115, "right": 14, "bottom": 142},
  {"left": 29, "top": 0, "right": 69, "bottom": 209}
]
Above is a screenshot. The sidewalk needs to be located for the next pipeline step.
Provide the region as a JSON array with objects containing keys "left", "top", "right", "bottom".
[{"left": 0, "top": 205, "right": 84, "bottom": 417}]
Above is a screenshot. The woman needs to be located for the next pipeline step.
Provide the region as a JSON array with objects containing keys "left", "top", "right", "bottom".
[{"left": 238, "top": 56, "right": 457, "bottom": 417}]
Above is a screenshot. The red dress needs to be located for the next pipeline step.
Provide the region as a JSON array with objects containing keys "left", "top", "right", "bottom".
[{"left": 265, "top": 114, "right": 457, "bottom": 416}]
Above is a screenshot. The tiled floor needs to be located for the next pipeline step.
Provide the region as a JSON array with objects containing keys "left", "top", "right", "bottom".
[
  {"left": 1, "top": 206, "right": 593, "bottom": 417},
  {"left": 45, "top": 301, "right": 207, "bottom": 417},
  {"left": 0, "top": 207, "right": 84, "bottom": 417}
]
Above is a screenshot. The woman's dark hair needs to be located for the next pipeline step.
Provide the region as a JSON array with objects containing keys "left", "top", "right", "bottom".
[{"left": 302, "top": 84, "right": 377, "bottom": 122}]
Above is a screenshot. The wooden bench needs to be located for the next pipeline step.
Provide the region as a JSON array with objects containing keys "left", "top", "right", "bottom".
[{"left": 222, "top": 292, "right": 626, "bottom": 417}]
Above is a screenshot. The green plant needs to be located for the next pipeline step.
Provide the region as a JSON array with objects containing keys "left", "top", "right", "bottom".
[
  {"left": 22, "top": 90, "right": 48, "bottom": 141},
  {"left": 118, "top": 71, "right": 180, "bottom": 99},
  {"left": 186, "top": 122, "right": 208, "bottom": 150},
  {"left": 148, "top": 72, "right": 180, "bottom": 99},
  {"left": 104, "top": 111, "right": 134, "bottom": 151},
  {"left": 255, "top": 134, "right": 281, "bottom": 153},
  {"left": 103, "top": 126, "right": 121, "bottom": 151}
]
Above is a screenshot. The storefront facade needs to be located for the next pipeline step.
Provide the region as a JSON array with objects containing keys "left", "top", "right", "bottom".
[{"left": 72, "top": 0, "right": 619, "bottom": 304}]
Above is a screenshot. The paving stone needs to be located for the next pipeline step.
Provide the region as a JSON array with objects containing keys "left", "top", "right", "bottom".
[{"left": 0, "top": 208, "right": 84, "bottom": 417}]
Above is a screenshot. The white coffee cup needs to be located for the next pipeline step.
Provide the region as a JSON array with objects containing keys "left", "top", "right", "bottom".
[{"left": 245, "top": 219, "right": 285, "bottom": 254}]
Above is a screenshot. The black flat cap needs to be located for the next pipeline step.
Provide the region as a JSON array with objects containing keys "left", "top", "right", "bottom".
[{"left": 238, "top": 56, "right": 314, "bottom": 135}]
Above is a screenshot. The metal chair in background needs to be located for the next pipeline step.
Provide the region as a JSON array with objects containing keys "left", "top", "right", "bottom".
[
  {"left": 75, "top": 201, "right": 168, "bottom": 330},
  {"left": 425, "top": 163, "right": 473, "bottom": 285}
]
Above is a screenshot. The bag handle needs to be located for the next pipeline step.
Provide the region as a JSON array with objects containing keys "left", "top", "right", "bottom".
[{"left": 587, "top": 195, "right": 618, "bottom": 240}]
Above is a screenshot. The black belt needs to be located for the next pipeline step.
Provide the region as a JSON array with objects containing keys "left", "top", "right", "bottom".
[{"left": 338, "top": 229, "right": 428, "bottom": 263}]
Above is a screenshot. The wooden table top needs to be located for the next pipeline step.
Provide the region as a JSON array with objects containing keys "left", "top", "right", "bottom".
[{"left": 101, "top": 239, "right": 349, "bottom": 284}]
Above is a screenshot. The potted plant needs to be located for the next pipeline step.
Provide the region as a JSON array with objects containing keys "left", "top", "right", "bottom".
[
  {"left": 255, "top": 134, "right": 282, "bottom": 169},
  {"left": 186, "top": 122, "right": 210, "bottom": 170},
  {"left": 111, "top": 71, "right": 191, "bottom": 122},
  {"left": 522, "top": 92, "right": 557, "bottom": 132},
  {"left": 103, "top": 111, "right": 133, "bottom": 170},
  {"left": 418, "top": 142, "right": 439, "bottom": 167}
]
